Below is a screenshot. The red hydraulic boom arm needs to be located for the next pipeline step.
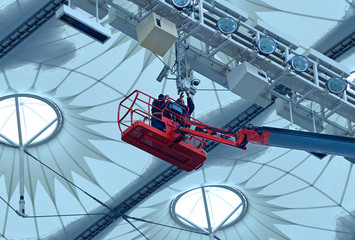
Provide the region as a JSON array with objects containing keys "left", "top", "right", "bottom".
[{"left": 118, "top": 90, "right": 355, "bottom": 171}]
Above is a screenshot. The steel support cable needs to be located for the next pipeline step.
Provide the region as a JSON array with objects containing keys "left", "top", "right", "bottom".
[
  {"left": 0, "top": 196, "right": 18, "bottom": 213},
  {"left": 0, "top": 149, "right": 113, "bottom": 218},
  {"left": 0, "top": 194, "right": 108, "bottom": 218},
  {"left": 26, "top": 213, "right": 107, "bottom": 218},
  {"left": 122, "top": 215, "right": 149, "bottom": 240},
  {"left": 0, "top": 144, "right": 111, "bottom": 218},
  {"left": 122, "top": 215, "right": 222, "bottom": 240},
  {"left": 0, "top": 145, "right": 112, "bottom": 218},
  {"left": 24, "top": 150, "right": 113, "bottom": 211},
  {"left": 74, "top": 166, "right": 183, "bottom": 240}
]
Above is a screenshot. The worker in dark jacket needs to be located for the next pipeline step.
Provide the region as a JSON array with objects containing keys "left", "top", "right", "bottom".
[
  {"left": 151, "top": 94, "right": 168, "bottom": 131},
  {"left": 176, "top": 92, "right": 194, "bottom": 129},
  {"left": 177, "top": 92, "right": 194, "bottom": 116}
]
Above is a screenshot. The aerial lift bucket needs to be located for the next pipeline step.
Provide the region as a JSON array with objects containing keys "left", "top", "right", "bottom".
[{"left": 118, "top": 90, "right": 206, "bottom": 171}]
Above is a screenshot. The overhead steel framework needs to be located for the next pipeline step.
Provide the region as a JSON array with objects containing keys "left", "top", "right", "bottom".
[{"left": 107, "top": 0, "right": 355, "bottom": 136}]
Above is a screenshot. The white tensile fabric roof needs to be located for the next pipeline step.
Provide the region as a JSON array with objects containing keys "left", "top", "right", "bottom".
[{"left": 0, "top": 0, "right": 354, "bottom": 239}]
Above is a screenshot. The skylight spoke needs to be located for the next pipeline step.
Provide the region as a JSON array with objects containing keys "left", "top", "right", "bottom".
[
  {"left": 23, "top": 103, "right": 53, "bottom": 124},
  {"left": 0, "top": 104, "right": 16, "bottom": 110},
  {"left": 201, "top": 187, "right": 213, "bottom": 232},
  {"left": 19, "top": 98, "right": 29, "bottom": 142},
  {"left": 24, "top": 118, "right": 58, "bottom": 147},
  {"left": 0, "top": 110, "right": 16, "bottom": 132},
  {"left": 21, "top": 97, "right": 30, "bottom": 104},
  {"left": 209, "top": 191, "right": 236, "bottom": 208},
  {"left": 212, "top": 202, "right": 243, "bottom": 233},
  {"left": 206, "top": 189, "right": 216, "bottom": 226},
  {"left": 0, "top": 133, "right": 17, "bottom": 147},
  {"left": 188, "top": 195, "right": 203, "bottom": 219},
  {"left": 14, "top": 96, "right": 23, "bottom": 147},
  {"left": 176, "top": 213, "right": 209, "bottom": 233}
]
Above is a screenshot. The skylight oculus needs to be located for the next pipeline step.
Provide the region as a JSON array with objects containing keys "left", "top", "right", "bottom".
[
  {"left": 0, "top": 94, "right": 62, "bottom": 147},
  {"left": 171, "top": 185, "right": 248, "bottom": 232}
]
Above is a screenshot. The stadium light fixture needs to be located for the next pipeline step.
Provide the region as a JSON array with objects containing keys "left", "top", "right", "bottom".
[
  {"left": 288, "top": 55, "right": 309, "bottom": 72},
  {"left": 216, "top": 17, "right": 239, "bottom": 34},
  {"left": 255, "top": 37, "right": 276, "bottom": 55},
  {"left": 326, "top": 77, "right": 348, "bottom": 95},
  {"left": 173, "top": 0, "right": 192, "bottom": 10}
]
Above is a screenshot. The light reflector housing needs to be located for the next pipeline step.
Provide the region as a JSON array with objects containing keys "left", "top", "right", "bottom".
[
  {"left": 289, "top": 55, "right": 309, "bottom": 72},
  {"left": 217, "top": 17, "right": 238, "bottom": 34},
  {"left": 56, "top": 5, "right": 111, "bottom": 43},
  {"left": 172, "top": 0, "right": 191, "bottom": 10},
  {"left": 326, "top": 77, "right": 347, "bottom": 94},
  {"left": 256, "top": 37, "right": 276, "bottom": 55}
]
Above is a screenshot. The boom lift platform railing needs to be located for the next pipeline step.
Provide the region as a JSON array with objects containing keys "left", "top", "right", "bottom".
[{"left": 118, "top": 90, "right": 355, "bottom": 171}]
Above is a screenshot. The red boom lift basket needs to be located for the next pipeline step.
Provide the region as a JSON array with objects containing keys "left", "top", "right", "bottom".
[{"left": 118, "top": 90, "right": 206, "bottom": 171}]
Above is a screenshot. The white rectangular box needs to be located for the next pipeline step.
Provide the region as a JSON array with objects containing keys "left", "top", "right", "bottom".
[
  {"left": 227, "top": 62, "right": 271, "bottom": 107},
  {"left": 56, "top": 5, "right": 111, "bottom": 43},
  {"left": 136, "top": 12, "right": 178, "bottom": 57}
]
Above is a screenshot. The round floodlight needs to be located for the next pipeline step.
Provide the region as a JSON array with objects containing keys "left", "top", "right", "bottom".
[
  {"left": 326, "top": 77, "right": 347, "bottom": 94},
  {"left": 216, "top": 17, "right": 238, "bottom": 34},
  {"left": 289, "top": 55, "right": 309, "bottom": 72},
  {"left": 256, "top": 37, "right": 276, "bottom": 55},
  {"left": 172, "top": 0, "right": 191, "bottom": 10}
]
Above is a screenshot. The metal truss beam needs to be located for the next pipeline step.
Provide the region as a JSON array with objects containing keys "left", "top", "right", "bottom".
[
  {"left": 324, "top": 31, "right": 355, "bottom": 60},
  {"left": 0, "top": 0, "right": 67, "bottom": 60}
]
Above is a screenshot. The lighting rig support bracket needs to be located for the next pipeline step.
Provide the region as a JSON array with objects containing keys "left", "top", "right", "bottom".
[
  {"left": 175, "top": 41, "right": 200, "bottom": 95},
  {"left": 175, "top": 41, "right": 190, "bottom": 94}
]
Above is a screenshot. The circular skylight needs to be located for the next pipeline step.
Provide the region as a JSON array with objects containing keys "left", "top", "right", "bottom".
[
  {"left": 0, "top": 94, "right": 62, "bottom": 147},
  {"left": 170, "top": 185, "right": 247, "bottom": 233}
]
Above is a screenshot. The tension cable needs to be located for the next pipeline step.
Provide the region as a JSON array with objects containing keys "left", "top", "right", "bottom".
[
  {"left": 24, "top": 150, "right": 113, "bottom": 212},
  {"left": 122, "top": 215, "right": 221, "bottom": 240}
]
